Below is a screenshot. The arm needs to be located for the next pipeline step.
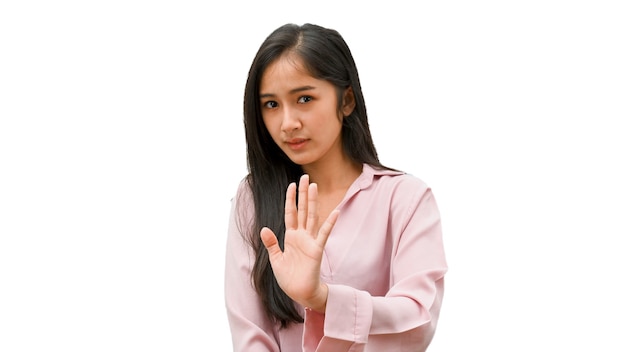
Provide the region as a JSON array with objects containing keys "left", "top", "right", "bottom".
[
  {"left": 224, "top": 182, "right": 280, "bottom": 352},
  {"left": 306, "top": 186, "right": 447, "bottom": 351}
]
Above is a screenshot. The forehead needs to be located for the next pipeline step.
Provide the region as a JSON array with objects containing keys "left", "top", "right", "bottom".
[{"left": 260, "top": 54, "right": 316, "bottom": 91}]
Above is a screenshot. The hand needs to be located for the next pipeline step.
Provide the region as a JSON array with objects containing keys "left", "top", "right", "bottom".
[{"left": 260, "top": 174, "right": 339, "bottom": 312}]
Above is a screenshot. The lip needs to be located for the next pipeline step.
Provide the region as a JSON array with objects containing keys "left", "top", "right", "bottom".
[{"left": 285, "top": 138, "right": 309, "bottom": 150}]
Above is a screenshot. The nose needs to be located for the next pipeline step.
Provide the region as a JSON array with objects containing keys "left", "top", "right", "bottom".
[{"left": 280, "top": 106, "right": 301, "bottom": 133}]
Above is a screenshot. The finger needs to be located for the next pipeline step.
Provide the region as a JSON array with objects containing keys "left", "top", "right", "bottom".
[
  {"left": 316, "top": 209, "right": 340, "bottom": 248},
  {"left": 260, "top": 227, "right": 283, "bottom": 259},
  {"left": 284, "top": 182, "right": 297, "bottom": 230},
  {"left": 306, "top": 182, "right": 319, "bottom": 234},
  {"left": 297, "top": 174, "right": 309, "bottom": 228}
]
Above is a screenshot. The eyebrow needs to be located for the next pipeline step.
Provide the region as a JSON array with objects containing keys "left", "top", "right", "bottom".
[{"left": 259, "top": 85, "right": 316, "bottom": 99}]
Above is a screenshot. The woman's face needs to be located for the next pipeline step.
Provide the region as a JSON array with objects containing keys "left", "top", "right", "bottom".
[{"left": 259, "top": 54, "right": 354, "bottom": 170}]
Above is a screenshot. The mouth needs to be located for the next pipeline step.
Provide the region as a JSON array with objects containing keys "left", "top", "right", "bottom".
[{"left": 285, "top": 138, "right": 308, "bottom": 150}]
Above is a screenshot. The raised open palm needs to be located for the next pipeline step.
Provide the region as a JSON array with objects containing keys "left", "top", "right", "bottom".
[{"left": 260, "top": 174, "right": 339, "bottom": 311}]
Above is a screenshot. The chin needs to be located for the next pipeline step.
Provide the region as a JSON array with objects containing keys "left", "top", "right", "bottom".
[
  {"left": 287, "top": 155, "right": 316, "bottom": 167},
  {"left": 288, "top": 159, "right": 310, "bottom": 166}
]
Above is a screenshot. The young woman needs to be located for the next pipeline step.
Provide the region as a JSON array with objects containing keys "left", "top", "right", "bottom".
[{"left": 224, "top": 23, "right": 448, "bottom": 352}]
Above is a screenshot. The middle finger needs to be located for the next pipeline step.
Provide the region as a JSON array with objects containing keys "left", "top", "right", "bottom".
[{"left": 297, "top": 174, "right": 309, "bottom": 228}]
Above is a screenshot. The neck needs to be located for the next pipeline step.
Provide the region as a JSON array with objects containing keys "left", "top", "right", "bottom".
[{"left": 303, "top": 159, "right": 362, "bottom": 195}]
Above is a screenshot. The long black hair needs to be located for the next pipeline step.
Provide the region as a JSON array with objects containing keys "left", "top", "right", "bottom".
[{"left": 239, "top": 23, "right": 389, "bottom": 328}]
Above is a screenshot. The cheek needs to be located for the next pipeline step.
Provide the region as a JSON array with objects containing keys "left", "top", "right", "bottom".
[
  {"left": 262, "top": 116, "right": 280, "bottom": 138},
  {"left": 261, "top": 113, "right": 271, "bottom": 130}
]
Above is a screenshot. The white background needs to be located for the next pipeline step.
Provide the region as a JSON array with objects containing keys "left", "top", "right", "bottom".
[{"left": 1, "top": 1, "right": 625, "bottom": 351}]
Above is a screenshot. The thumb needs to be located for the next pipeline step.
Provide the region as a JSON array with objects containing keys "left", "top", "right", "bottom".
[{"left": 260, "top": 227, "right": 283, "bottom": 258}]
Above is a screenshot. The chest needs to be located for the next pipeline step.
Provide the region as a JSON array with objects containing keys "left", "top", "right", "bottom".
[
  {"left": 315, "top": 192, "right": 346, "bottom": 233},
  {"left": 319, "top": 200, "right": 398, "bottom": 296}
]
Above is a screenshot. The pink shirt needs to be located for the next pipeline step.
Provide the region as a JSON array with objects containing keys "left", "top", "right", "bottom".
[{"left": 224, "top": 164, "right": 447, "bottom": 351}]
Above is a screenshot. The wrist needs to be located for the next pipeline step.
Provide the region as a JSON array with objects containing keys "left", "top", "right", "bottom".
[{"left": 306, "top": 283, "right": 329, "bottom": 313}]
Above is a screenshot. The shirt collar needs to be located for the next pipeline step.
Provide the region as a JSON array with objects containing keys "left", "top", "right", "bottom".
[{"left": 356, "top": 163, "right": 405, "bottom": 190}]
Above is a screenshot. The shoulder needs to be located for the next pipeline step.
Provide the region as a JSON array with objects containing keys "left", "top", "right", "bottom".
[
  {"left": 230, "top": 175, "right": 254, "bottom": 215},
  {"left": 359, "top": 165, "right": 441, "bottom": 231},
  {"left": 369, "top": 165, "right": 438, "bottom": 216},
  {"left": 232, "top": 175, "right": 252, "bottom": 201}
]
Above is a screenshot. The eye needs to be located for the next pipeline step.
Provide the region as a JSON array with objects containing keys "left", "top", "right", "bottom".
[
  {"left": 297, "top": 96, "right": 313, "bottom": 104},
  {"left": 263, "top": 101, "right": 278, "bottom": 109}
]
